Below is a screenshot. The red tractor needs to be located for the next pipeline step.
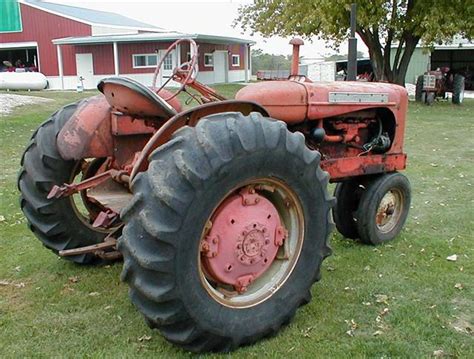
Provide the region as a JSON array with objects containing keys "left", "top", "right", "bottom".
[
  {"left": 415, "top": 67, "right": 465, "bottom": 105},
  {"left": 19, "top": 39, "right": 411, "bottom": 352}
]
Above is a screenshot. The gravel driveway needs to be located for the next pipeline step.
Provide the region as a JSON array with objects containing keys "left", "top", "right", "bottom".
[{"left": 0, "top": 93, "right": 54, "bottom": 116}]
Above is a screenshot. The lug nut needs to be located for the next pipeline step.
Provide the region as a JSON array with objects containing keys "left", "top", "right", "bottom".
[{"left": 200, "top": 242, "right": 210, "bottom": 252}]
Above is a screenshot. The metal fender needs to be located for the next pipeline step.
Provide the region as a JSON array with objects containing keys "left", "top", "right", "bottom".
[
  {"left": 57, "top": 95, "right": 113, "bottom": 160},
  {"left": 130, "top": 100, "right": 269, "bottom": 180}
]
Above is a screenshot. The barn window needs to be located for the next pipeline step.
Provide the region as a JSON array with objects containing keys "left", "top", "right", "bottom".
[
  {"left": 133, "top": 54, "right": 158, "bottom": 68},
  {"left": 204, "top": 53, "right": 213, "bottom": 67},
  {"left": 232, "top": 54, "right": 240, "bottom": 67}
]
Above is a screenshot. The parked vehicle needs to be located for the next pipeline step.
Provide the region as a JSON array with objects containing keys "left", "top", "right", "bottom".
[
  {"left": 415, "top": 67, "right": 465, "bottom": 105},
  {"left": 19, "top": 38, "right": 411, "bottom": 352}
]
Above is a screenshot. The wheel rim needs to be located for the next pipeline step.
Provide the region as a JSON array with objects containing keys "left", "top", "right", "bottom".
[
  {"left": 375, "top": 188, "right": 404, "bottom": 234},
  {"left": 68, "top": 159, "right": 112, "bottom": 233},
  {"left": 198, "top": 178, "right": 305, "bottom": 309}
]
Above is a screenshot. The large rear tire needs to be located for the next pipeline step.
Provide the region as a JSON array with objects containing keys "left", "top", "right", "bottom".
[
  {"left": 119, "top": 112, "right": 334, "bottom": 352},
  {"left": 18, "top": 101, "right": 110, "bottom": 264},
  {"left": 452, "top": 74, "right": 465, "bottom": 104},
  {"left": 415, "top": 75, "right": 424, "bottom": 102}
]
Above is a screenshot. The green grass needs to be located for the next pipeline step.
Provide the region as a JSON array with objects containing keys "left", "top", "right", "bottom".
[{"left": 1, "top": 86, "right": 473, "bottom": 358}]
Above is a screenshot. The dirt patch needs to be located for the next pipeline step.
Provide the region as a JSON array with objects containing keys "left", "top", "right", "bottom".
[
  {"left": 0, "top": 279, "right": 32, "bottom": 313},
  {"left": 450, "top": 297, "right": 473, "bottom": 335},
  {"left": 0, "top": 93, "right": 54, "bottom": 116}
]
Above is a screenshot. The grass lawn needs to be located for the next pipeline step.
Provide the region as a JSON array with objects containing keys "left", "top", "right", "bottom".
[{"left": 0, "top": 85, "right": 472, "bottom": 358}]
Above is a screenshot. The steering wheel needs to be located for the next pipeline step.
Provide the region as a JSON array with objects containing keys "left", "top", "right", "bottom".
[{"left": 152, "top": 38, "right": 198, "bottom": 101}]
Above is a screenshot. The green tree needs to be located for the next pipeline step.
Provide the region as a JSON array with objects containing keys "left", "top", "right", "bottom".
[
  {"left": 236, "top": 0, "right": 473, "bottom": 85},
  {"left": 251, "top": 49, "right": 292, "bottom": 75},
  {"left": 325, "top": 51, "right": 365, "bottom": 61}
]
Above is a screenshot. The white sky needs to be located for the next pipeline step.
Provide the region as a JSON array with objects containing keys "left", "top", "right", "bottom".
[{"left": 46, "top": 0, "right": 368, "bottom": 59}]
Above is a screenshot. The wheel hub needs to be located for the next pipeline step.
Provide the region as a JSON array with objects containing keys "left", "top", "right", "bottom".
[
  {"left": 376, "top": 190, "right": 403, "bottom": 233},
  {"left": 200, "top": 188, "right": 286, "bottom": 293},
  {"left": 237, "top": 222, "right": 270, "bottom": 264}
]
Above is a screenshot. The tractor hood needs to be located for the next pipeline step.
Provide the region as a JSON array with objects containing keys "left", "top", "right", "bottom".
[{"left": 235, "top": 80, "right": 408, "bottom": 123}]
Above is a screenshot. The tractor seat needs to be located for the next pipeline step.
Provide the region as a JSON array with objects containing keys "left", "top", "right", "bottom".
[{"left": 98, "top": 76, "right": 177, "bottom": 120}]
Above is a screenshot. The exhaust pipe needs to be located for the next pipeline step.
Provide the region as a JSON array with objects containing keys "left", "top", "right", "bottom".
[{"left": 289, "top": 38, "right": 304, "bottom": 76}]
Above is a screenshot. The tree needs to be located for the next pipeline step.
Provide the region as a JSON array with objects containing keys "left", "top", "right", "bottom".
[
  {"left": 236, "top": 0, "right": 473, "bottom": 85},
  {"left": 251, "top": 49, "right": 292, "bottom": 75},
  {"left": 325, "top": 51, "right": 365, "bottom": 62}
]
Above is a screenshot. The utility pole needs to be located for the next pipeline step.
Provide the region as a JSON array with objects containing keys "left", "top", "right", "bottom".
[{"left": 347, "top": 3, "right": 357, "bottom": 81}]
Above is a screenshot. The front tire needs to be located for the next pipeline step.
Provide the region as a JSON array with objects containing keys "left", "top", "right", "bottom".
[
  {"left": 355, "top": 172, "right": 411, "bottom": 245},
  {"left": 333, "top": 180, "right": 362, "bottom": 239},
  {"left": 119, "top": 112, "right": 334, "bottom": 352},
  {"left": 18, "top": 101, "right": 110, "bottom": 264}
]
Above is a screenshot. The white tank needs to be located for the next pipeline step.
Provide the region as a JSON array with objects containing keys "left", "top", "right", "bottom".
[{"left": 0, "top": 72, "right": 48, "bottom": 90}]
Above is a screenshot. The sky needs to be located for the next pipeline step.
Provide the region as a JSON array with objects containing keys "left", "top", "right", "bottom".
[{"left": 44, "top": 0, "right": 368, "bottom": 60}]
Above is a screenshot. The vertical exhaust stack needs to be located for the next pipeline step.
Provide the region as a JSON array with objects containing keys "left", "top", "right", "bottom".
[
  {"left": 347, "top": 3, "right": 358, "bottom": 81},
  {"left": 289, "top": 38, "right": 304, "bottom": 76}
]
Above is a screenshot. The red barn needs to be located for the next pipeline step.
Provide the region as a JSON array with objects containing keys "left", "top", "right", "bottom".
[{"left": 0, "top": 0, "right": 253, "bottom": 89}]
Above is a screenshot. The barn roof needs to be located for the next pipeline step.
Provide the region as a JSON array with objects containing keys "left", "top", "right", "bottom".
[
  {"left": 22, "top": 0, "right": 163, "bottom": 31},
  {"left": 53, "top": 32, "right": 256, "bottom": 46}
]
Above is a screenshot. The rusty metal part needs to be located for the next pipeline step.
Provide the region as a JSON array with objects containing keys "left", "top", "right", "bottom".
[
  {"left": 321, "top": 153, "right": 406, "bottom": 181},
  {"left": 375, "top": 188, "right": 404, "bottom": 233},
  {"left": 59, "top": 223, "right": 123, "bottom": 260},
  {"left": 152, "top": 38, "right": 199, "bottom": 101},
  {"left": 235, "top": 80, "right": 407, "bottom": 125},
  {"left": 48, "top": 170, "right": 113, "bottom": 199},
  {"left": 319, "top": 119, "right": 369, "bottom": 144},
  {"left": 234, "top": 275, "right": 255, "bottom": 294},
  {"left": 92, "top": 209, "right": 119, "bottom": 228},
  {"left": 47, "top": 169, "right": 129, "bottom": 199},
  {"left": 111, "top": 115, "right": 155, "bottom": 136},
  {"left": 236, "top": 77, "right": 408, "bottom": 180},
  {"left": 289, "top": 38, "right": 304, "bottom": 77},
  {"left": 59, "top": 236, "right": 119, "bottom": 258},
  {"left": 239, "top": 186, "right": 261, "bottom": 206},
  {"left": 87, "top": 177, "right": 133, "bottom": 214},
  {"left": 66, "top": 159, "right": 115, "bottom": 234},
  {"left": 130, "top": 100, "right": 269, "bottom": 180},
  {"left": 98, "top": 77, "right": 180, "bottom": 119},
  {"left": 181, "top": 77, "right": 227, "bottom": 103},
  {"left": 235, "top": 81, "right": 308, "bottom": 124},
  {"left": 57, "top": 96, "right": 113, "bottom": 160},
  {"left": 200, "top": 190, "right": 283, "bottom": 293},
  {"left": 95, "top": 250, "right": 123, "bottom": 261},
  {"left": 57, "top": 96, "right": 159, "bottom": 164},
  {"left": 198, "top": 178, "right": 304, "bottom": 308}
]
